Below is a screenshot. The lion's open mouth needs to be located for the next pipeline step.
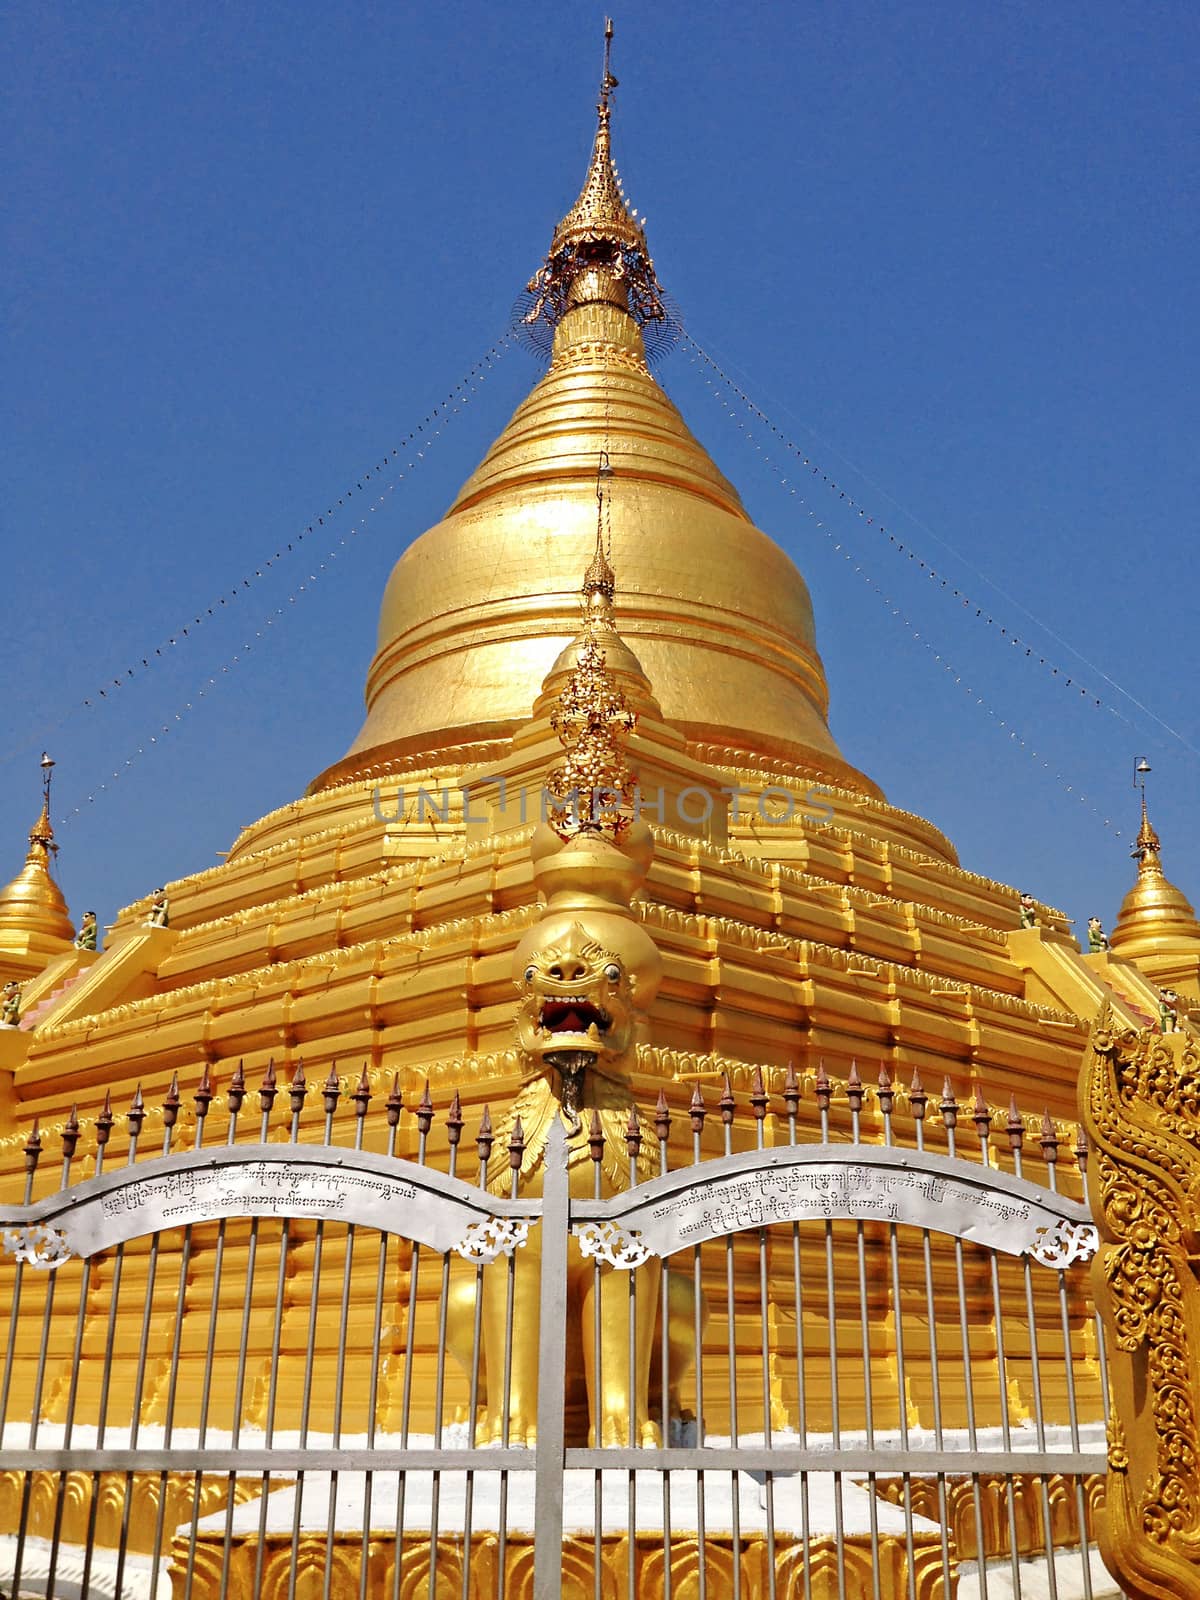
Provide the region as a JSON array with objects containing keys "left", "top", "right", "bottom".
[{"left": 539, "top": 998, "right": 611, "bottom": 1036}]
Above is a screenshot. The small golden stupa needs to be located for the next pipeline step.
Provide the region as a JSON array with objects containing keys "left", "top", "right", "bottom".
[
  {"left": 0, "top": 757, "right": 74, "bottom": 988},
  {"left": 1109, "top": 796, "right": 1200, "bottom": 997}
]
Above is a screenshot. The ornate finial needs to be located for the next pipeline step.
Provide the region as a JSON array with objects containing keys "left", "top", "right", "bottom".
[
  {"left": 583, "top": 456, "right": 617, "bottom": 611},
  {"left": 545, "top": 526, "right": 637, "bottom": 839},
  {"left": 228, "top": 1062, "right": 246, "bottom": 1117},
  {"left": 1133, "top": 793, "right": 1163, "bottom": 876},
  {"left": 522, "top": 20, "right": 666, "bottom": 336},
  {"left": 386, "top": 1073, "right": 404, "bottom": 1128},
  {"left": 29, "top": 755, "right": 58, "bottom": 859},
  {"left": 689, "top": 1083, "right": 707, "bottom": 1132},
  {"left": 582, "top": 531, "right": 616, "bottom": 608},
  {"left": 352, "top": 1064, "right": 371, "bottom": 1118},
  {"left": 601, "top": 17, "right": 617, "bottom": 114}
]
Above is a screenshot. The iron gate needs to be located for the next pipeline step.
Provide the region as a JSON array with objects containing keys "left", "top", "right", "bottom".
[{"left": 0, "top": 1066, "right": 1116, "bottom": 1599}]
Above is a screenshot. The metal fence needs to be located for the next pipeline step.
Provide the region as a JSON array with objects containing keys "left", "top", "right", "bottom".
[{"left": 0, "top": 1064, "right": 1116, "bottom": 1600}]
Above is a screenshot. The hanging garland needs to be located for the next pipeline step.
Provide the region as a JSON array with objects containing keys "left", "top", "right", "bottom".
[
  {"left": 61, "top": 342, "right": 512, "bottom": 821},
  {"left": 681, "top": 359, "right": 1128, "bottom": 842},
  {"left": 681, "top": 331, "right": 1198, "bottom": 764},
  {"left": 4, "top": 335, "right": 515, "bottom": 777}
]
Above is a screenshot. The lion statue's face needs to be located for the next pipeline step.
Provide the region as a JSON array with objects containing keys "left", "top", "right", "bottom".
[{"left": 514, "top": 921, "right": 636, "bottom": 1069}]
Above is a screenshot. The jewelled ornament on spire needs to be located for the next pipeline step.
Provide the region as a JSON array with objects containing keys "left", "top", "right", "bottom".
[
  {"left": 520, "top": 19, "right": 669, "bottom": 346},
  {"left": 545, "top": 498, "right": 637, "bottom": 841},
  {"left": 1132, "top": 793, "right": 1163, "bottom": 877}
]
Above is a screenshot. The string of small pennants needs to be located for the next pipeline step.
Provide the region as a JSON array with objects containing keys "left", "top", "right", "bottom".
[
  {"left": 59, "top": 335, "right": 515, "bottom": 822},
  {"left": 679, "top": 340, "right": 1129, "bottom": 839},
  {"left": 681, "top": 329, "right": 1198, "bottom": 765}
]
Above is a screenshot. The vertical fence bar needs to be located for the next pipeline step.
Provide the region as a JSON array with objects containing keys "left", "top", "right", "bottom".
[
  {"left": 369, "top": 1076, "right": 401, "bottom": 1600},
  {"left": 878, "top": 1068, "right": 917, "bottom": 1600},
  {"left": 655, "top": 1092, "right": 673, "bottom": 1600},
  {"left": 285, "top": 1068, "right": 336, "bottom": 1600},
  {"left": 427, "top": 1092, "right": 463, "bottom": 1600},
  {"left": 940, "top": 1082, "right": 990, "bottom": 1600},
  {"left": 218, "top": 1060, "right": 276, "bottom": 1600},
  {"left": 533, "top": 1115, "right": 570, "bottom": 1600},
  {"left": 589, "top": 1110, "right": 605, "bottom": 1600},
  {"left": 718, "top": 1078, "right": 741, "bottom": 1600},
  {"left": 10, "top": 1106, "right": 80, "bottom": 1600},
  {"left": 750, "top": 1070, "right": 776, "bottom": 1600},
  {"left": 0, "top": 1120, "right": 43, "bottom": 1445},
  {"left": 112, "top": 1079, "right": 179, "bottom": 1600},
  {"left": 973, "top": 1088, "right": 1024, "bottom": 1600},
  {"left": 312, "top": 1068, "right": 355, "bottom": 1600},
  {"left": 1043, "top": 1118, "right": 1095, "bottom": 1600},
  {"left": 393, "top": 1082, "right": 431, "bottom": 1600},
  {"left": 460, "top": 1101, "right": 492, "bottom": 1600},
  {"left": 1011, "top": 1109, "right": 1061, "bottom": 1600},
  {"left": 146, "top": 1072, "right": 213, "bottom": 1600},
  {"left": 911, "top": 1074, "right": 953, "bottom": 1587},
  {"left": 689, "top": 1087, "right": 708, "bottom": 1600},
  {"left": 251, "top": 1061, "right": 308, "bottom": 1599},
  {"left": 816, "top": 1065, "right": 847, "bottom": 1600},
  {"left": 626, "top": 1107, "right": 642, "bottom": 1600},
  {"left": 495, "top": 1112, "right": 524, "bottom": 1600},
  {"left": 847, "top": 1065, "right": 882, "bottom": 1600},
  {"left": 85, "top": 1098, "right": 139, "bottom": 1600},
  {"left": 47, "top": 1093, "right": 114, "bottom": 1600},
  {"left": 180, "top": 1068, "right": 229, "bottom": 1600},
  {"left": 783, "top": 1066, "right": 813, "bottom": 1600},
  {"left": 328, "top": 1066, "right": 369, "bottom": 1600}
]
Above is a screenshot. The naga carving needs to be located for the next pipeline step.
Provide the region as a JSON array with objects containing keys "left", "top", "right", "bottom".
[{"left": 1081, "top": 1005, "right": 1200, "bottom": 1598}]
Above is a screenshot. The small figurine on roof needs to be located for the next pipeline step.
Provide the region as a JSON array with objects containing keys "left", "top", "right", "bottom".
[
  {"left": 1018, "top": 892, "right": 1038, "bottom": 929},
  {"left": 1, "top": 981, "right": 22, "bottom": 1027},
  {"left": 146, "top": 890, "right": 169, "bottom": 929},
  {"left": 1159, "top": 989, "right": 1180, "bottom": 1033},
  {"left": 74, "top": 911, "right": 98, "bottom": 951},
  {"left": 1087, "top": 916, "right": 1109, "bottom": 953}
]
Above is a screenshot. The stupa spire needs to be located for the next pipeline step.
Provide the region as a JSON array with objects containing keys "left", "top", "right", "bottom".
[
  {"left": 1132, "top": 794, "right": 1163, "bottom": 878},
  {"left": 524, "top": 19, "right": 666, "bottom": 334},
  {"left": 582, "top": 455, "right": 617, "bottom": 615}
]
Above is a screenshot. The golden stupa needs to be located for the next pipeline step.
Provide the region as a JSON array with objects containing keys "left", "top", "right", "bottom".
[
  {"left": 0, "top": 759, "right": 75, "bottom": 989},
  {"left": 1, "top": 29, "right": 1197, "bottom": 1600},
  {"left": 1108, "top": 796, "right": 1200, "bottom": 996}
]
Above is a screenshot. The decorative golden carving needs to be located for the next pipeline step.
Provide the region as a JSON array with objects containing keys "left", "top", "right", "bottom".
[
  {"left": 546, "top": 631, "right": 637, "bottom": 840},
  {"left": 1081, "top": 1007, "right": 1200, "bottom": 1596},
  {"left": 172, "top": 1529, "right": 946, "bottom": 1600},
  {"left": 523, "top": 24, "right": 666, "bottom": 337}
]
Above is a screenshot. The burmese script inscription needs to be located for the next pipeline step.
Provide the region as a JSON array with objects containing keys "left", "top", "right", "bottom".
[
  {"left": 11, "top": 1148, "right": 516, "bottom": 1260},
  {"left": 616, "top": 1158, "right": 1067, "bottom": 1259},
  {"left": 99, "top": 1161, "right": 415, "bottom": 1230}
]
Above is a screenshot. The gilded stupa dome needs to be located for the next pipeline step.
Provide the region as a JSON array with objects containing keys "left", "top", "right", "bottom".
[
  {"left": 312, "top": 65, "right": 877, "bottom": 801},
  {"left": 1110, "top": 798, "right": 1200, "bottom": 971},
  {"left": 0, "top": 798, "right": 73, "bottom": 951}
]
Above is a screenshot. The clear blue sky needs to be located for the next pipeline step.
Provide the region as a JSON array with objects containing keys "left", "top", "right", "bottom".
[{"left": 3, "top": 1, "right": 1197, "bottom": 943}]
